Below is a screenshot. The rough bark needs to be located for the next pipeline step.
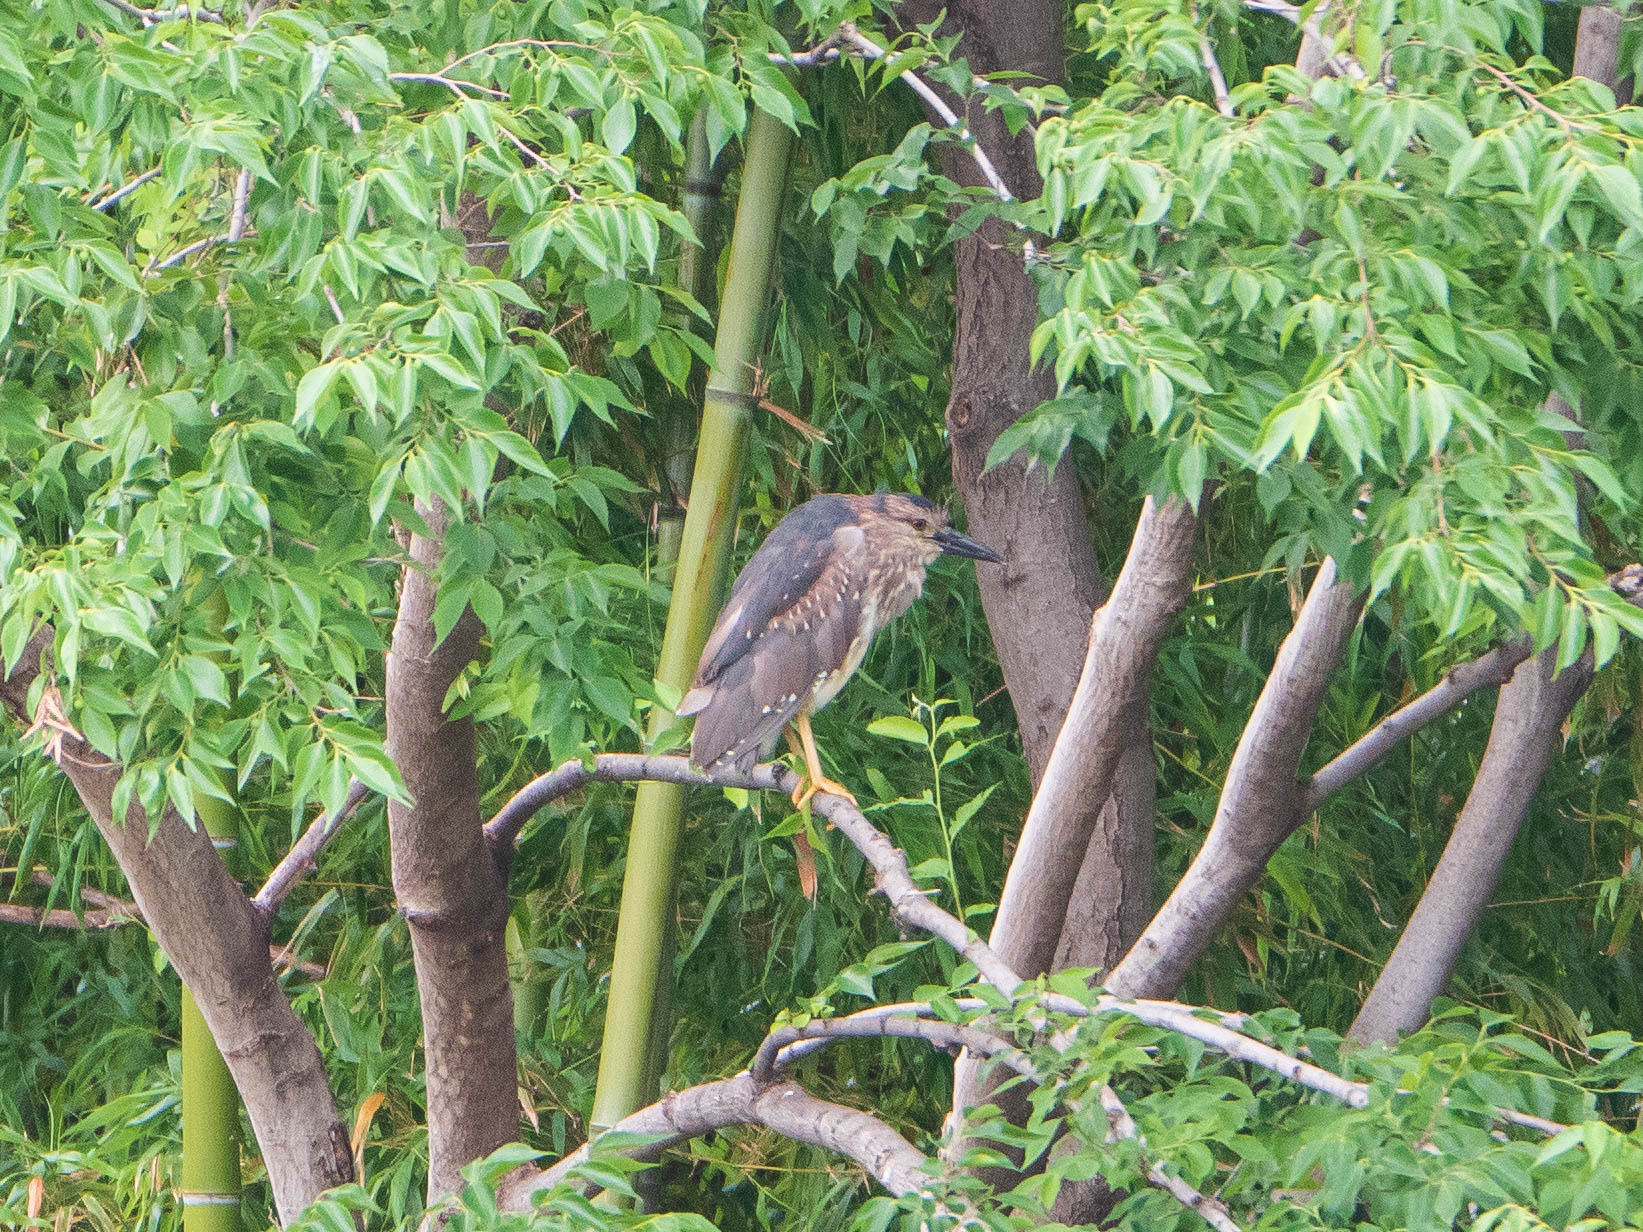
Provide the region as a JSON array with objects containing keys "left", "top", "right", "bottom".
[
  {"left": 896, "top": 0, "right": 1155, "bottom": 976},
  {"left": 386, "top": 502, "right": 518, "bottom": 1202},
  {"left": 1108, "top": 559, "right": 1365, "bottom": 999},
  {"left": 1573, "top": 2, "right": 1633, "bottom": 102},
  {"left": 1347, "top": 649, "right": 1594, "bottom": 1046},
  {"left": 0, "top": 627, "right": 352, "bottom": 1222}
]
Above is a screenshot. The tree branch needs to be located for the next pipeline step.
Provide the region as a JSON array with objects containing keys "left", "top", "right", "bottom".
[
  {"left": 1109, "top": 557, "right": 1364, "bottom": 1000},
  {"left": 1243, "top": 1, "right": 1366, "bottom": 80},
  {"left": 1192, "top": 3, "right": 1235, "bottom": 116},
  {"left": 87, "top": 166, "right": 161, "bottom": 211},
  {"left": 1347, "top": 646, "right": 1596, "bottom": 1046},
  {"left": 385, "top": 499, "right": 516, "bottom": 1203},
  {"left": 250, "top": 779, "right": 370, "bottom": 919},
  {"left": 836, "top": 21, "right": 1018, "bottom": 203},
  {"left": 0, "top": 627, "right": 351, "bottom": 1219},
  {"left": 989, "top": 495, "right": 1200, "bottom": 985},
  {"left": 499, "top": 1074, "right": 934, "bottom": 1208},
  {"left": 1301, "top": 636, "right": 1533, "bottom": 812}
]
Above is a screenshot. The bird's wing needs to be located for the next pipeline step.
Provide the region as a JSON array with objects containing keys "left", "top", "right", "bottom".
[
  {"left": 686, "top": 541, "right": 866, "bottom": 773},
  {"left": 689, "top": 500, "right": 849, "bottom": 692}
]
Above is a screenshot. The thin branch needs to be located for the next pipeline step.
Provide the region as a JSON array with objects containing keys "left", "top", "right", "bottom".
[
  {"left": 1099, "top": 1085, "right": 1243, "bottom": 1232},
  {"left": 87, "top": 166, "right": 161, "bottom": 212},
  {"left": 755, "top": 1012, "right": 1038, "bottom": 1085},
  {"left": 1192, "top": 3, "right": 1236, "bottom": 116},
  {"left": 220, "top": 169, "right": 252, "bottom": 360},
  {"left": 1243, "top": 0, "right": 1366, "bottom": 80},
  {"left": 387, "top": 71, "right": 511, "bottom": 100},
  {"left": 151, "top": 235, "right": 225, "bottom": 272},
  {"left": 435, "top": 38, "right": 613, "bottom": 79},
  {"left": 250, "top": 779, "right": 371, "bottom": 918},
  {"left": 836, "top": 21, "right": 1016, "bottom": 203},
  {"left": 1302, "top": 635, "right": 1533, "bottom": 812}
]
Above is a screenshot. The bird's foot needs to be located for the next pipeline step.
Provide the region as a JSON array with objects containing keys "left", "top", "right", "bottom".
[{"left": 790, "top": 774, "right": 857, "bottom": 812}]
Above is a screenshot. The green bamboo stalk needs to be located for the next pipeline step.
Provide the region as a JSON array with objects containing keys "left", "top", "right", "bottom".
[
  {"left": 591, "top": 105, "right": 794, "bottom": 1133},
  {"left": 180, "top": 588, "right": 245, "bottom": 1232},
  {"left": 180, "top": 794, "right": 245, "bottom": 1232},
  {"left": 655, "top": 109, "right": 722, "bottom": 585}
]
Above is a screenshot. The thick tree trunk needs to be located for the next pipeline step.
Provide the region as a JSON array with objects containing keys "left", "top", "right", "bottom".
[
  {"left": 899, "top": 0, "right": 1152, "bottom": 980},
  {"left": 386, "top": 502, "right": 518, "bottom": 1202},
  {"left": 1348, "top": 649, "right": 1594, "bottom": 1045},
  {"left": 1, "top": 628, "right": 352, "bottom": 1223}
]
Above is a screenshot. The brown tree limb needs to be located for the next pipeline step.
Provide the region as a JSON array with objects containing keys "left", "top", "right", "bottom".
[
  {"left": 1300, "top": 636, "right": 1533, "bottom": 813},
  {"left": 0, "top": 627, "right": 352, "bottom": 1221},
  {"left": 385, "top": 501, "right": 517, "bottom": 1202},
  {"left": 1109, "top": 557, "right": 1365, "bottom": 1000},
  {"left": 1347, "top": 647, "right": 1596, "bottom": 1046},
  {"left": 251, "top": 779, "right": 370, "bottom": 918}
]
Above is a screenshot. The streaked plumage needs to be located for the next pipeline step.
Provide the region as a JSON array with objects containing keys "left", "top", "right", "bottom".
[{"left": 681, "top": 491, "right": 1002, "bottom": 785}]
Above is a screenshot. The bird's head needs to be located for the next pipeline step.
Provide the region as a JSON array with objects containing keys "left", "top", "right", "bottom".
[{"left": 864, "top": 493, "right": 1004, "bottom": 567}]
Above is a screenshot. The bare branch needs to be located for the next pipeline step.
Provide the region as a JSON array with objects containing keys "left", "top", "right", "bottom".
[
  {"left": 1192, "top": 3, "right": 1235, "bottom": 116},
  {"left": 836, "top": 21, "right": 1017, "bottom": 203},
  {"left": 1110, "top": 557, "right": 1363, "bottom": 1000},
  {"left": 1099, "top": 1085, "right": 1243, "bottom": 1232},
  {"left": 500, "top": 1074, "right": 934, "bottom": 1209},
  {"left": 989, "top": 495, "right": 1200, "bottom": 984},
  {"left": 1302, "top": 636, "right": 1533, "bottom": 812},
  {"left": 1243, "top": 1, "right": 1366, "bottom": 80},
  {"left": 755, "top": 1012, "right": 1038, "bottom": 1085},
  {"left": 93, "top": 0, "right": 222, "bottom": 24},
  {"left": 250, "top": 779, "right": 371, "bottom": 918},
  {"left": 387, "top": 71, "right": 511, "bottom": 99},
  {"left": 87, "top": 166, "right": 161, "bottom": 211}
]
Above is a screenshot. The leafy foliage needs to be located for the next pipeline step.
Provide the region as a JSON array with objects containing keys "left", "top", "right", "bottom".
[{"left": 2, "top": 0, "right": 1643, "bottom": 1229}]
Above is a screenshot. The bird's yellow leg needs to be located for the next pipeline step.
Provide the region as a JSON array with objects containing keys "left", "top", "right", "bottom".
[{"left": 790, "top": 710, "right": 857, "bottom": 811}]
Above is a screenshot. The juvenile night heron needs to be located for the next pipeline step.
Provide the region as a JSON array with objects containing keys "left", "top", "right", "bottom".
[{"left": 680, "top": 493, "right": 1002, "bottom": 890}]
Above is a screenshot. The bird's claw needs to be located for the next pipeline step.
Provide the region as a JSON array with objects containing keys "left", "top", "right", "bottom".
[{"left": 791, "top": 775, "right": 857, "bottom": 812}]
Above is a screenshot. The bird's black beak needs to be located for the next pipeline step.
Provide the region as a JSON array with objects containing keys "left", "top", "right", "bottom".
[{"left": 933, "top": 527, "right": 1003, "bottom": 564}]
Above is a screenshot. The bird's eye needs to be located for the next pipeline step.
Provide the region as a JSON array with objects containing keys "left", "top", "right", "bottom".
[{"left": 912, "top": 519, "right": 928, "bottom": 531}]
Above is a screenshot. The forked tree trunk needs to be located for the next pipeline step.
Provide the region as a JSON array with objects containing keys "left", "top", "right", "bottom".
[{"left": 0, "top": 627, "right": 353, "bottom": 1223}]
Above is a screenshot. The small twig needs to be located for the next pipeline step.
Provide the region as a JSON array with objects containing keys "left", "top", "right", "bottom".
[
  {"left": 836, "top": 21, "right": 1016, "bottom": 203},
  {"left": 1476, "top": 60, "right": 1604, "bottom": 135},
  {"left": 387, "top": 71, "right": 511, "bottom": 100},
  {"left": 1192, "top": 2, "right": 1236, "bottom": 117},
  {"left": 87, "top": 166, "right": 161, "bottom": 212},
  {"left": 322, "top": 284, "right": 346, "bottom": 324},
  {"left": 251, "top": 780, "right": 371, "bottom": 918},
  {"left": 435, "top": 37, "right": 612, "bottom": 79}
]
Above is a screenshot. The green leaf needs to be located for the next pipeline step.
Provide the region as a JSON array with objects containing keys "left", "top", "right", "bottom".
[{"left": 866, "top": 715, "right": 928, "bottom": 745}]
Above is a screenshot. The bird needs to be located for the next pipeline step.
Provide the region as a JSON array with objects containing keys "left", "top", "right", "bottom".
[{"left": 679, "top": 492, "right": 1003, "bottom": 895}]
